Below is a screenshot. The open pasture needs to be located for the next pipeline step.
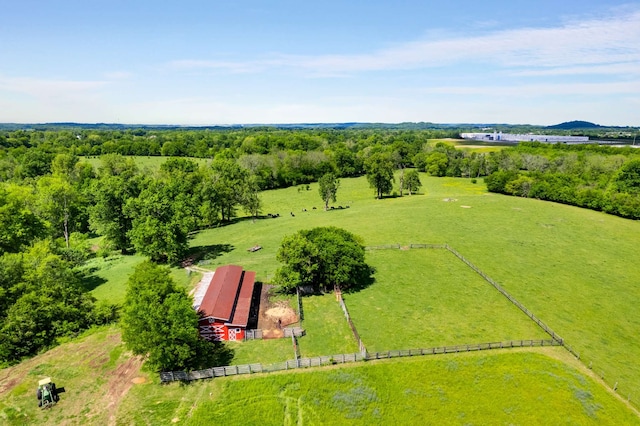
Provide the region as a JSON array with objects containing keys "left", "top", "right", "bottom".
[
  {"left": 142, "top": 350, "right": 638, "bottom": 425},
  {"left": 3, "top": 325, "right": 637, "bottom": 425},
  {"left": 427, "top": 138, "right": 510, "bottom": 152},
  {"left": 83, "top": 172, "right": 640, "bottom": 407},
  {"left": 347, "top": 248, "right": 549, "bottom": 352}
]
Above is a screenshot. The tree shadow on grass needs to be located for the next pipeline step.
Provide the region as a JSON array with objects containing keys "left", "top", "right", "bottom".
[
  {"left": 80, "top": 271, "right": 108, "bottom": 292},
  {"left": 195, "top": 214, "right": 280, "bottom": 231},
  {"left": 183, "top": 244, "right": 235, "bottom": 267},
  {"left": 343, "top": 265, "right": 377, "bottom": 294}
]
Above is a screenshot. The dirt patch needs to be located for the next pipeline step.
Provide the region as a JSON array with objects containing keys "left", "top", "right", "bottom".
[
  {"left": 257, "top": 285, "right": 299, "bottom": 338},
  {"left": 265, "top": 302, "right": 298, "bottom": 326},
  {"left": 88, "top": 355, "right": 144, "bottom": 426},
  {"left": 0, "top": 377, "right": 19, "bottom": 394}
]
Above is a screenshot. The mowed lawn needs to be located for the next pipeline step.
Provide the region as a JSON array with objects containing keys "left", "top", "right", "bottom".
[{"left": 346, "top": 249, "right": 549, "bottom": 352}]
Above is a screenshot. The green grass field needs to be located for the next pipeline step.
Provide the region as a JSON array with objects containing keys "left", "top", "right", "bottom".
[
  {"left": 83, "top": 252, "right": 199, "bottom": 305},
  {"left": 122, "top": 349, "right": 639, "bottom": 425},
  {"left": 79, "top": 155, "right": 210, "bottom": 173},
  {"left": 298, "top": 294, "right": 360, "bottom": 357},
  {"left": 347, "top": 249, "right": 549, "bottom": 352},
  {"left": 5, "top": 171, "right": 637, "bottom": 423},
  {"left": 2, "top": 326, "right": 637, "bottom": 425},
  {"left": 83, "top": 173, "right": 640, "bottom": 404},
  {"left": 188, "top": 174, "right": 640, "bottom": 402}
]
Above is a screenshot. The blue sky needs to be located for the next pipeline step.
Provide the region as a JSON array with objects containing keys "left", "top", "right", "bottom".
[{"left": 1, "top": 1, "right": 638, "bottom": 125}]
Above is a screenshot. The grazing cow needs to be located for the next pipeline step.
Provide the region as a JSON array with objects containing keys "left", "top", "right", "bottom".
[
  {"left": 290, "top": 212, "right": 295, "bottom": 217},
  {"left": 312, "top": 206, "right": 317, "bottom": 210}
]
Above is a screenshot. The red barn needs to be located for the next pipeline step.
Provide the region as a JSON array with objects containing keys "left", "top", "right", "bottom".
[{"left": 195, "top": 265, "right": 256, "bottom": 341}]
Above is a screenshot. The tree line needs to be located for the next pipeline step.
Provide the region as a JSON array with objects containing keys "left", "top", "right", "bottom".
[
  {"left": 2, "top": 128, "right": 639, "bottom": 367},
  {"left": 484, "top": 142, "right": 640, "bottom": 219}
]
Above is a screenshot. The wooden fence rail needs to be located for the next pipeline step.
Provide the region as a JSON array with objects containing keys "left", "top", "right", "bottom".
[
  {"left": 244, "top": 327, "right": 305, "bottom": 341},
  {"left": 442, "top": 244, "right": 567, "bottom": 348},
  {"left": 363, "top": 243, "right": 571, "bottom": 354},
  {"left": 159, "top": 339, "right": 560, "bottom": 383},
  {"left": 335, "top": 285, "right": 367, "bottom": 357}
]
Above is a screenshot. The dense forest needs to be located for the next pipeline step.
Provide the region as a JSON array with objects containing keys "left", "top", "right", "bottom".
[{"left": 0, "top": 126, "right": 638, "bottom": 366}]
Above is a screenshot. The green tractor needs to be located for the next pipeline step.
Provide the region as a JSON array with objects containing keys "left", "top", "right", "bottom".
[{"left": 36, "top": 377, "right": 65, "bottom": 409}]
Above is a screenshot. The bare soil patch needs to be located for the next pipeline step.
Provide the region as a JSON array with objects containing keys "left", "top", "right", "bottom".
[
  {"left": 102, "top": 355, "right": 144, "bottom": 425},
  {"left": 257, "top": 285, "right": 298, "bottom": 339}
]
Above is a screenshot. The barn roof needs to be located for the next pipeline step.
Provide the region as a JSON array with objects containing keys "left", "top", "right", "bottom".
[{"left": 198, "top": 265, "right": 255, "bottom": 327}]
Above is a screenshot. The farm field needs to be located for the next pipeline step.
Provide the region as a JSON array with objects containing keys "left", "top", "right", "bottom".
[
  {"left": 173, "top": 351, "right": 638, "bottom": 425},
  {"left": 2, "top": 325, "right": 637, "bottom": 425},
  {"left": 428, "top": 138, "right": 509, "bottom": 152},
  {"left": 347, "top": 249, "right": 549, "bottom": 352},
  {"left": 4, "top": 172, "right": 638, "bottom": 423},
  {"left": 184, "top": 174, "right": 640, "bottom": 402}
]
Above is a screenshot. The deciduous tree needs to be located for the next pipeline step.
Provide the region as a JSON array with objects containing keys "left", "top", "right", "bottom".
[
  {"left": 404, "top": 169, "right": 422, "bottom": 195},
  {"left": 365, "top": 152, "right": 395, "bottom": 199},
  {"left": 121, "top": 261, "right": 221, "bottom": 371},
  {"left": 274, "top": 227, "right": 372, "bottom": 293},
  {"left": 318, "top": 172, "right": 340, "bottom": 210}
]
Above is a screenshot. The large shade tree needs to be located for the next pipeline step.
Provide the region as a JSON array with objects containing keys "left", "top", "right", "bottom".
[
  {"left": 89, "top": 155, "right": 142, "bottom": 253},
  {"left": 274, "top": 227, "right": 372, "bottom": 293},
  {"left": 121, "top": 261, "right": 225, "bottom": 371},
  {"left": 365, "top": 152, "right": 395, "bottom": 199}
]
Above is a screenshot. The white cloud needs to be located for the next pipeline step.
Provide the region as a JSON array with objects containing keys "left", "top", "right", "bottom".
[{"left": 170, "top": 9, "right": 640, "bottom": 77}]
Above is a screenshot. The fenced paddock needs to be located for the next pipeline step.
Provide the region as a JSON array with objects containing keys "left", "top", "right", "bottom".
[
  {"left": 161, "top": 243, "right": 574, "bottom": 387},
  {"left": 160, "top": 339, "right": 561, "bottom": 383},
  {"left": 295, "top": 293, "right": 360, "bottom": 357},
  {"left": 349, "top": 247, "right": 550, "bottom": 352}
]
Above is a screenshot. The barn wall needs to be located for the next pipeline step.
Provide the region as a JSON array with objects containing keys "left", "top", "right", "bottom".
[{"left": 198, "top": 317, "right": 245, "bottom": 341}]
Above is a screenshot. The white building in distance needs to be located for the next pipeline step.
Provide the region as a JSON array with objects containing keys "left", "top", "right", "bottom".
[{"left": 460, "top": 131, "right": 589, "bottom": 143}]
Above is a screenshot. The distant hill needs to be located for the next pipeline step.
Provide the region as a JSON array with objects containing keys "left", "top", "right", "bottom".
[{"left": 546, "top": 121, "right": 602, "bottom": 130}]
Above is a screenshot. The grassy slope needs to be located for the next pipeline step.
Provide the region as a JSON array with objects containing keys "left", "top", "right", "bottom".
[
  {"left": 119, "top": 349, "right": 639, "bottom": 425},
  {"left": 0, "top": 326, "right": 148, "bottom": 426},
  {"left": 5, "top": 173, "right": 636, "bottom": 423},
  {"left": 185, "top": 175, "right": 640, "bottom": 401}
]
